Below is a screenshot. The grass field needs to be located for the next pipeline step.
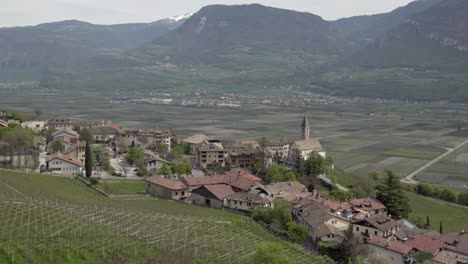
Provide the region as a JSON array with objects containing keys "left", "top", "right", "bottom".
[
  {"left": 407, "top": 192, "right": 468, "bottom": 233},
  {"left": 96, "top": 180, "right": 146, "bottom": 195},
  {"left": 0, "top": 169, "right": 328, "bottom": 264}
]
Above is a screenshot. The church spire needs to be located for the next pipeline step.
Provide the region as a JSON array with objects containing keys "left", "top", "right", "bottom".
[{"left": 302, "top": 113, "right": 310, "bottom": 140}]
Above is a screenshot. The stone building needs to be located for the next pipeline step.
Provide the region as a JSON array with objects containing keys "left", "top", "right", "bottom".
[{"left": 197, "top": 140, "right": 226, "bottom": 169}]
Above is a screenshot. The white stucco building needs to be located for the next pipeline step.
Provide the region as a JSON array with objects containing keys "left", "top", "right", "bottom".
[{"left": 46, "top": 152, "right": 83, "bottom": 176}]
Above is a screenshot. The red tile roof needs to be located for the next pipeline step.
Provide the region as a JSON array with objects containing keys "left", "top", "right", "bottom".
[
  {"left": 225, "top": 168, "right": 262, "bottom": 182},
  {"left": 351, "top": 198, "right": 386, "bottom": 211},
  {"left": 63, "top": 141, "right": 86, "bottom": 154},
  {"left": 404, "top": 234, "right": 443, "bottom": 255},
  {"left": 440, "top": 232, "right": 468, "bottom": 254},
  {"left": 366, "top": 236, "right": 412, "bottom": 255},
  {"left": 182, "top": 170, "right": 260, "bottom": 191},
  {"left": 145, "top": 176, "right": 188, "bottom": 190},
  {"left": 46, "top": 152, "right": 83, "bottom": 167},
  {"left": 315, "top": 223, "right": 345, "bottom": 239},
  {"left": 203, "top": 184, "right": 236, "bottom": 200},
  {"left": 183, "top": 175, "right": 226, "bottom": 186}
]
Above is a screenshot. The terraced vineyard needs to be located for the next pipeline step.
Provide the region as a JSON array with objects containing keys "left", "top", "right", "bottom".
[{"left": 0, "top": 170, "right": 329, "bottom": 264}]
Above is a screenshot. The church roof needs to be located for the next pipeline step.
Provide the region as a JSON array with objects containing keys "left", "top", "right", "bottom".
[{"left": 293, "top": 138, "right": 322, "bottom": 151}]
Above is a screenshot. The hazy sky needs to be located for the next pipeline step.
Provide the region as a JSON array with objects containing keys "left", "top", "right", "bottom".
[{"left": 1, "top": 0, "right": 416, "bottom": 27}]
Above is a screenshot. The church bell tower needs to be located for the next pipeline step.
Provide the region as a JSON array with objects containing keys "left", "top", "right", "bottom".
[{"left": 302, "top": 114, "right": 310, "bottom": 140}]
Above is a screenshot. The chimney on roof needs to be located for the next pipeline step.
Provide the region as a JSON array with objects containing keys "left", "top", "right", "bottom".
[{"left": 386, "top": 240, "right": 391, "bottom": 247}]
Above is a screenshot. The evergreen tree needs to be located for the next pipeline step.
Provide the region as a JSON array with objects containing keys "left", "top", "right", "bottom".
[
  {"left": 85, "top": 141, "right": 92, "bottom": 178},
  {"left": 79, "top": 128, "right": 94, "bottom": 143},
  {"left": 426, "top": 216, "right": 430, "bottom": 229},
  {"left": 376, "top": 170, "right": 411, "bottom": 218},
  {"left": 439, "top": 220, "right": 443, "bottom": 234},
  {"left": 50, "top": 140, "right": 64, "bottom": 153}
]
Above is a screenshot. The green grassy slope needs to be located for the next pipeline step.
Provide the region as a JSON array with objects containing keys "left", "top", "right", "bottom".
[{"left": 0, "top": 169, "right": 328, "bottom": 264}]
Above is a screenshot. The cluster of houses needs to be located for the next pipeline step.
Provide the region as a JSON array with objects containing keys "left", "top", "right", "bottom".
[
  {"left": 145, "top": 168, "right": 307, "bottom": 210},
  {"left": 42, "top": 116, "right": 175, "bottom": 176},
  {"left": 146, "top": 164, "right": 468, "bottom": 264},
  {"left": 182, "top": 114, "right": 326, "bottom": 170},
  {"left": 293, "top": 192, "right": 468, "bottom": 264}
]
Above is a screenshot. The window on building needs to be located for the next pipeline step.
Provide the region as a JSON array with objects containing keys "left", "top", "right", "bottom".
[
  {"left": 375, "top": 231, "right": 378, "bottom": 236},
  {"left": 356, "top": 227, "right": 359, "bottom": 231}
]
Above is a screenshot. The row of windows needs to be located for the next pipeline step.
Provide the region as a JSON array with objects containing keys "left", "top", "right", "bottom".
[{"left": 50, "top": 167, "right": 79, "bottom": 171}]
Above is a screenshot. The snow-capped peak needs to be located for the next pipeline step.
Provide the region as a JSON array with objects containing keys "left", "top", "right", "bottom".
[{"left": 168, "top": 13, "right": 193, "bottom": 23}]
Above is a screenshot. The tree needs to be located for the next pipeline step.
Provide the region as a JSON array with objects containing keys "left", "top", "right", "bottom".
[
  {"left": 252, "top": 208, "right": 273, "bottom": 225},
  {"left": 417, "top": 183, "right": 439, "bottom": 197},
  {"left": 117, "top": 137, "right": 128, "bottom": 153},
  {"left": 258, "top": 136, "right": 269, "bottom": 149},
  {"left": 50, "top": 140, "right": 64, "bottom": 153},
  {"left": 126, "top": 146, "right": 145, "bottom": 165},
  {"left": 85, "top": 141, "right": 92, "bottom": 178},
  {"left": 170, "top": 145, "right": 185, "bottom": 159},
  {"left": 2, "top": 126, "right": 35, "bottom": 150},
  {"left": 459, "top": 192, "right": 468, "bottom": 206},
  {"left": 135, "top": 159, "right": 148, "bottom": 177},
  {"left": 341, "top": 229, "right": 367, "bottom": 263},
  {"left": 159, "top": 163, "right": 172, "bottom": 176},
  {"left": 44, "top": 127, "right": 56, "bottom": 145},
  {"left": 286, "top": 222, "right": 309, "bottom": 243},
  {"left": 330, "top": 189, "right": 353, "bottom": 202},
  {"left": 426, "top": 216, "right": 430, "bottom": 229},
  {"left": 73, "top": 125, "right": 81, "bottom": 133},
  {"left": 80, "top": 128, "right": 94, "bottom": 143},
  {"left": 271, "top": 200, "right": 292, "bottom": 229},
  {"left": 440, "top": 189, "right": 458, "bottom": 203},
  {"left": 175, "top": 161, "right": 192, "bottom": 175},
  {"left": 151, "top": 143, "right": 168, "bottom": 155},
  {"left": 414, "top": 251, "right": 433, "bottom": 264},
  {"left": 266, "top": 165, "right": 297, "bottom": 183},
  {"left": 439, "top": 220, "right": 443, "bottom": 234},
  {"left": 252, "top": 242, "right": 291, "bottom": 264},
  {"left": 252, "top": 200, "right": 292, "bottom": 229},
  {"left": 254, "top": 150, "right": 267, "bottom": 177},
  {"left": 376, "top": 170, "right": 411, "bottom": 218},
  {"left": 305, "top": 154, "right": 328, "bottom": 175}
]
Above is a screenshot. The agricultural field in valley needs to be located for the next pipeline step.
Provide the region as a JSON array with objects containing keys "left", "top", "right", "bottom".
[
  {"left": 1, "top": 86, "right": 468, "bottom": 188},
  {"left": 0, "top": 169, "right": 328, "bottom": 264},
  {"left": 417, "top": 142, "right": 468, "bottom": 187}
]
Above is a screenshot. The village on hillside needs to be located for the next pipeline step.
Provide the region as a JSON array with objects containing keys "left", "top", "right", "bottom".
[{"left": 1, "top": 109, "right": 467, "bottom": 264}]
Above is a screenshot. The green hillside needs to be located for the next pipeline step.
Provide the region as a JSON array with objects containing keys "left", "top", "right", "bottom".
[{"left": 0, "top": 169, "right": 328, "bottom": 264}]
